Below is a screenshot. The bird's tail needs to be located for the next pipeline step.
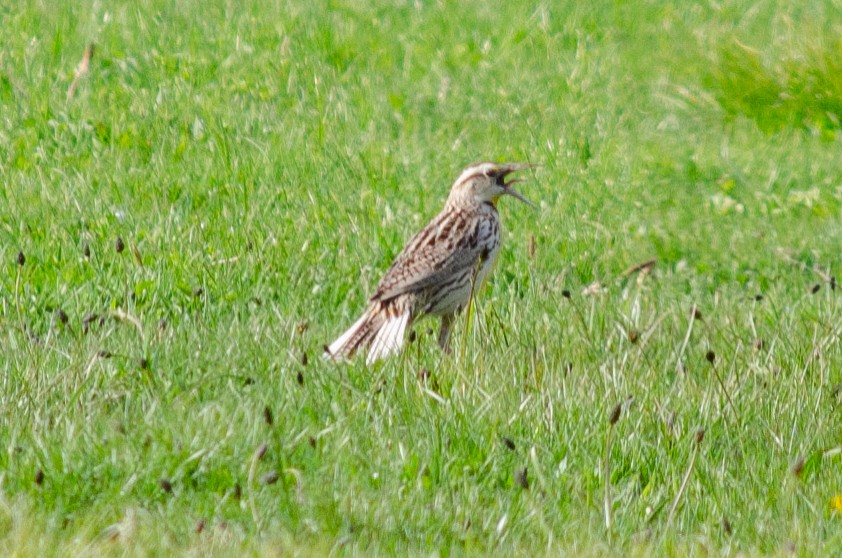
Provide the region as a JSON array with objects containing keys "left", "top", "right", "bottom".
[{"left": 325, "top": 302, "right": 411, "bottom": 365}]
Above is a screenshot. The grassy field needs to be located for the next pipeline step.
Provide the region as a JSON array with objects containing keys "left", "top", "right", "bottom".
[{"left": 2, "top": 0, "right": 842, "bottom": 555}]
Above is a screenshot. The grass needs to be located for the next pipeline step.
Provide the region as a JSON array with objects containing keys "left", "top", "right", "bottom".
[{"left": 2, "top": 0, "right": 842, "bottom": 555}]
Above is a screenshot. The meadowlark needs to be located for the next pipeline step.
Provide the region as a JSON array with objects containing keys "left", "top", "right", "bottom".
[{"left": 325, "top": 162, "right": 535, "bottom": 364}]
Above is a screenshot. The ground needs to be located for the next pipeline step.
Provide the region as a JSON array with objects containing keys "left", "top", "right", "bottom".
[{"left": 1, "top": 1, "right": 842, "bottom": 555}]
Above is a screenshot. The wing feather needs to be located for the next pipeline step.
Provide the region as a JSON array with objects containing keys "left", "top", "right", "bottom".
[{"left": 371, "top": 208, "right": 489, "bottom": 303}]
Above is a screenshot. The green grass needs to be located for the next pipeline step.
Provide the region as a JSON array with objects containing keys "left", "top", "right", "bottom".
[{"left": 2, "top": 0, "right": 842, "bottom": 555}]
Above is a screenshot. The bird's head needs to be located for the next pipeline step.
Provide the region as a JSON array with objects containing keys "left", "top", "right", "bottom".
[{"left": 446, "top": 162, "right": 536, "bottom": 208}]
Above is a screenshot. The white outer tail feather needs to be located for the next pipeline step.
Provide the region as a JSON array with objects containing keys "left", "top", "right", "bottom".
[
  {"left": 366, "top": 311, "right": 410, "bottom": 364},
  {"left": 325, "top": 311, "right": 371, "bottom": 358},
  {"left": 325, "top": 306, "right": 411, "bottom": 364}
]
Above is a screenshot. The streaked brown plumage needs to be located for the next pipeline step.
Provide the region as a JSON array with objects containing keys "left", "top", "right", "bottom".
[{"left": 326, "top": 162, "right": 534, "bottom": 364}]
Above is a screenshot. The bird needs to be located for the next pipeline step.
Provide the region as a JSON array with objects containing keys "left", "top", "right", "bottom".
[{"left": 325, "top": 161, "right": 535, "bottom": 364}]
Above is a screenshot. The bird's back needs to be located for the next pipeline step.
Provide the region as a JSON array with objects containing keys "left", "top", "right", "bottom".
[{"left": 371, "top": 200, "right": 501, "bottom": 316}]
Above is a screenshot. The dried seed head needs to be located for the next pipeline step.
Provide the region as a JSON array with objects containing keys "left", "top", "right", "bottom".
[
  {"left": 628, "top": 329, "right": 639, "bottom": 344},
  {"left": 515, "top": 467, "right": 529, "bottom": 490},
  {"left": 233, "top": 483, "right": 242, "bottom": 500},
  {"left": 561, "top": 289, "right": 571, "bottom": 299},
  {"left": 301, "top": 352, "right": 308, "bottom": 366},
  {"left": 667, "top": 411, "right": 676, "bottom": 433},
  {"left": 692, "top": 307, "right": 702, "bottom": 320},
  {"left": 831, "top": 276, "right": 837, "bottom": 291},
  {"left": 722, "top": 517, "right": 733, "bottom": 536},
  {"left": 243, "top": 377, "right": 255, "bottom": 386},
  {"left": 16, "top": 250, "right": 25, "bottom": 266},
  {"left": 83, "top": 243, "right": 91, "bottom": 258},
  {"left": 131, "top": 245, "right": 143, "bottom": 266},
  {"left": 296, "top": 371, "right": 304, "bottom": 385},
  {"left": 261, "top": 471, "right": 279, "bottom": 485},
  {"left": 528, "top": 234, "right": 536, "bottom": 259},
  {"left": 192, "top": 287, "right": 203, "bottom": 298},
  {"left": 753, "top": 338, "right": 765, "bottom": 351},
  {"left": 255, "top": 442, "right": 268, "bottom": 461},
  {"left": 195, "top": 518, "right": 206, "bottom": 534},
  {"left": 417, "top": 368, "right": 431, "bottom": 382},
  {"left": 34, "top": 469, "right": 44, "bottom": 485},
  {"left": 97, "top": 350, "right": 113, "bottom": 359},
  {"left": 694, "top": 429, "right": 705, "bottom": 446},
  {"left": 115, "top": 236, "right": 125, "bottom": 253},
  {"left": 56, "top": 308, "right": 69, "bottom": 325},
  {"left": 609, "top": 402, "right": 622, "bottom": 425},
  {"left": 811, "top": 284, "right": 821, "bottom": 294},
  {"left": 705, "top": 350, "right": 716, "bottom": 364},
  {"left": 754, "top": 294, "right": 764, "bottom": 302},
  {"left": 308, "top": 436, "right": 317, "bottom": 449},
  {"left": 263, "top": 405, "right": 273, "bottom": 425},
  {"left": 296, "top": 321, "right": 309, "bottom": 334},
  {"left": 503, "top": 437, "right": 516, "bottom": 451},
  {"left": 159, "top": 478, "right": 173, "bottom": 493},
  {"left": 791, "top": 456, "right": 805, "bottom": 478},
  {"left": 139, "top": 358, "right": 149, "bottom": 369}
]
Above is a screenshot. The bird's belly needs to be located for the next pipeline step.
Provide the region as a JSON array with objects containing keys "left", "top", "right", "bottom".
[
  {"left": 425, "top": 247, "right": 499, "bottom": 317},
  {"left": 426, "top": 278, "right": 472, "bottom": 316}
]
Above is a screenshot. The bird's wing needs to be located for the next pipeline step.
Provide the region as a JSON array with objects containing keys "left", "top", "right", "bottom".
[{"left": 370, "top": 209, "right": 488, "bottom": 303}]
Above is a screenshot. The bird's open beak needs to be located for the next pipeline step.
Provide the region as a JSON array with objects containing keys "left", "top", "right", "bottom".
[{"left": 500, "top": 164, "right": 537, "bottom": 209}]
